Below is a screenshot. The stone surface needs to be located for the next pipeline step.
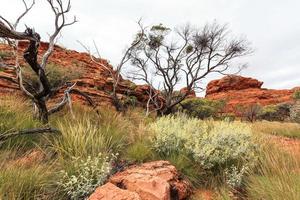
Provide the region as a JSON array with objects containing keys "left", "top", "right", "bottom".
[
  {"left": 0, "top": 42, "right": 150, "bottom": 108},
  {"left": 206, "top": 75, "right": 298, "bottom": 114},
  {"left": 206, "top": 75, "right": 263, "bottom": 95},
  {"left": 109, "top": 160, "right": 192, "bottom": 200},
  {"left": 88, "top": 183, "right": 141, "bottom": 200}
]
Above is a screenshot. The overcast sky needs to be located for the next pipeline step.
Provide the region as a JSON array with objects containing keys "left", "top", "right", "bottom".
[{"left": 1, "top": 0, "right": 299, "bottom": 92}]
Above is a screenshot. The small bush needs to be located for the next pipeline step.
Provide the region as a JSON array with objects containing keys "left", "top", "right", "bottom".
[
  {"left": 293, "top": 90, "right": 300, "bottom": 100},
  {"left": 259, "top": 103, "right": 291, "bottom": 121},
  {"left": 23, "top": 63, "right": 84, "bottom": 91},
  {"left": 57, "top": 154, "right": 115, "bottom": 199},
  {"left": 150, "top": 115, "right": 259, "bottom": 187},
  {"left": 121, "top": 95, "right": 138, "bottom": 108},
  {"left": 150, "top": 114, "right": 202, "bottom": 156},
  {"left": 178, "top": 98, "right": 224, "bottom": 119}
]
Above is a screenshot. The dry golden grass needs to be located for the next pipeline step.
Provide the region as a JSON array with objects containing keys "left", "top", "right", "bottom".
[{"left": 252, "top": 121, "right": 300, "bottom": 138}]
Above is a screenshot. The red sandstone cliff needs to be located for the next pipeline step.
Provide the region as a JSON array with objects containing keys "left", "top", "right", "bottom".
[
  {"left": 0, "top": 42, "right": 150, "bottom": 107},
  {"left": 206, "top": 75, "right": 299, "bottom": 113}
]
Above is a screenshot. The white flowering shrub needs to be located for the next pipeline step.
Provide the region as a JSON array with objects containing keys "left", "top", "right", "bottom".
[
  {"left": 224, "top": 165, "right": 248, "bottom": 188},
  {"left": 150, "top": 115, "right": 258, "bottom": 187},
  {"left": 190, "top": 121, "right": 258, "bottom": 169},
  {"left": 57, "top": 154, "right": 116, "bottom": 200},
  {"left": 149, "top": 114, "right": 205, "bottom": 156}
]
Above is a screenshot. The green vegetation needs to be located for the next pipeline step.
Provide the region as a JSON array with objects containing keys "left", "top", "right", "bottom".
[
  {"left": 177, "top": 98, "right": 224, "bottom": 119},
  {"left": 246, "top": 145, "right": 300, "bottom": 200},
  {"left": 293, "top": 90, "right": 300, "bottom": 100},
  {"left": 259, "top": 103, "right": 291, "bottom": 121},
  {"left": 22, "top": 62, "right": 84, "bottom": 90},
  {"left": 57, "top": 154, "right": 115, "bottom": 199},
  {"left": 0, "top": 97, "right": 299, "bottom": 199}
]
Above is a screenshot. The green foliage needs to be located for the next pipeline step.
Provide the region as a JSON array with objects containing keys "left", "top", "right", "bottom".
[
  {"left": 150, "top": 115, "right": 259, "bottom": 188},
  {"left": 150, "top": 114, "right": 202, "bottom": 156},
  {"left": 57, "top": 154, "right": 114, "bottom": 200},
  {"left": 293, "top": 90, "right": 300, "bottom": 100},
  {"left": 189, "top": 121, "right": 258, "bottom": 173},
  {"left": 178, "top": 98, "right": 224, "bottom": 119},
  {"left": 259, "top": 103, "right": 291, "bottom": 121},
  {"left": 121, "top": 95, "right": 138, "bottom": 108},
  {"left": 23, "top": 62, "right": 84, "bottom": 90},
  {"left": 159, "top": 152, "right": 202, "bottom": 186}
]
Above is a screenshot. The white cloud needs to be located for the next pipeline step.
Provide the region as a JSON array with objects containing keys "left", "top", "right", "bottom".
[{"left": 1, "top": 0, "right": 299, "bottom": 92}]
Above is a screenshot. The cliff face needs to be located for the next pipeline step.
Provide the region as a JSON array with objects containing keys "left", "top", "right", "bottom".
[
  {"left": 206, "top": 75, "right": 298, "bottom": 113},
  {"left": 0, "top": 42, "right": 150, "bottom": 107},
  {"left": 1, "top": 42, "right": 298, "bottom": 112}
]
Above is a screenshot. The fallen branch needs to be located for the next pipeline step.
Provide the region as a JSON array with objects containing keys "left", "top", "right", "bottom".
[{"left": 0, "top": 127, "right": 60, "bottom": 142}]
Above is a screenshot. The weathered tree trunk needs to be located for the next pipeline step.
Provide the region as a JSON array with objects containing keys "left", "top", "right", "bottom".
[{"left": 35, "top": 99, "right": 49, "bottom": 124}]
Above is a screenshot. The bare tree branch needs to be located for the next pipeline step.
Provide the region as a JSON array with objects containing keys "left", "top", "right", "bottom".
[{"left": 0, "top": 127, "right": 60, "bottom": 142}]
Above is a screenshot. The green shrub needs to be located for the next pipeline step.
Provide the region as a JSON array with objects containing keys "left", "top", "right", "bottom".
[
  {"left": 150, "top": 115, "right": 259, "bottom": 188},
  {"left": 259, "top": 103, "right": 291, "bottom": 121},
  {"left": 293, "top": 90, "right": 300, "bottom": 100},
  {"left": 22, "top": 63, "right": 84, "bottom": 91},
  {"left": 178, "top": 98, "right": 224, "bottom": 119},
  {"left": 150, "top": 114, "right": 202, "bottom": 156},
  {"left": 189, "top": 121, "right": 258, "bottom": 171},
  {"left": 121, "top": 95, "right": 138, "bottom": 108},
  {"left": 57, "top": 154, "right": 115, "bottom": 199}
]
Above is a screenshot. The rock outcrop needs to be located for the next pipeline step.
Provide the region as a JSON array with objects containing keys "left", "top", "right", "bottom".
[
  {"left": 206, "top": 75, "right": 263, "bottom": 95},
  {"left": 89, "top": 160, "right": 192, "bottom": 200},
  {"left": 88, "top": 183, "right": 141, "bottom": 200},
  {"left": 0, "top": 42, "right": 150, "bottom": 108},
  {"left": 206, "top": 75, "right": 298, "bottom": 113}
]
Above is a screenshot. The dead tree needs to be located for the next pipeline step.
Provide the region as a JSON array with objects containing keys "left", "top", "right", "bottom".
[
  {"left": 128, "top": 22, "right": 252, "bottom": 115},
  {"left": 79, "top": 21, "right": 145, "bottom": 111},
  {"left": 0, "top": 0, "right": 94, "bottom": 124}
]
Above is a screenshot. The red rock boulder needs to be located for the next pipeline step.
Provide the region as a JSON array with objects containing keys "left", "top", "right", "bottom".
[
  {"left": 206, "top": 75, "right": 263, "bottom": 95},
  {"left": 88, "top": 183, "right": 141, "bottom": 200},
  {"left": 89, "top": 161, "right": 192, "bottom": 200},
  {"left": 205, "top": 75, "right": 298, "bottom": 114}
]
